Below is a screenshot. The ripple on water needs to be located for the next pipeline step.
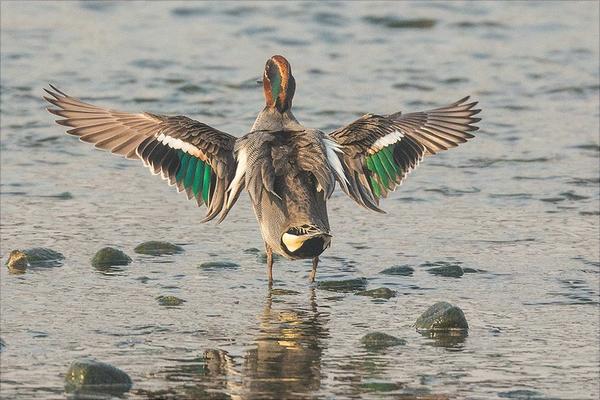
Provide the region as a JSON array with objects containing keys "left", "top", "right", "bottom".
[
  {"left": 171, "top": 6, "right": 210, "bottom": 17},
  {"left": 363, "top": 16, "right": 437, "bottom": 29}
]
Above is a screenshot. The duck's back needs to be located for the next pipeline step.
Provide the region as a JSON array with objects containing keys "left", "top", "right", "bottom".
[{"left": 236, "top": 129, "right": 336, "bottom": 257}]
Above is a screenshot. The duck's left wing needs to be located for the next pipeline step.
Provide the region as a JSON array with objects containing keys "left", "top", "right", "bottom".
[
  {"left": 44, "top": 85, "right": 238, "bottom": 222},
  {"left": 328, "top": 97, "right": 481, "bottom": 212}
]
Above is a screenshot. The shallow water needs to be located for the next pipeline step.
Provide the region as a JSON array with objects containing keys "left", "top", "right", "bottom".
[{"left": 1, "top": 1, "right": 599, "bottom": 399}]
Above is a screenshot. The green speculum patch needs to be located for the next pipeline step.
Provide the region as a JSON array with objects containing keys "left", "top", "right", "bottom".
[
  {"left": 175, "top": 150, "right": 212, "bottom": 204},
  {"left": 365, "top": 145, "right": 402, "bottom": 198}
]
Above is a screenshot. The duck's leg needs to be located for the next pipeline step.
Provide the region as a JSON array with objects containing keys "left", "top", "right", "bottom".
[
  {"left": 309, "top": 256, "right": 319, "bottom": 283},
  {"left": 265, "top": 244, "right": 274, "bottom": 286}
]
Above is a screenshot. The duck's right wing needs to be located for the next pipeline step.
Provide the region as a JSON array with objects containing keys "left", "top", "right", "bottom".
[
  {"left": 44, "top": 85, "right": 239, "bottom": 222},
  {"left": 328, "top": 97, "right": 481, "bottom": 212}
]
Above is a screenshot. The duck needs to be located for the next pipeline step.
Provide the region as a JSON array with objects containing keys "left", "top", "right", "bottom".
[{"left": 44, "top": 55, "right": 481, "bottom": 285}]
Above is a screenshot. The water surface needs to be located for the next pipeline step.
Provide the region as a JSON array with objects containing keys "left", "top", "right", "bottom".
[{"left": 1, "top": 1, "right": 599, "bottom": 399}]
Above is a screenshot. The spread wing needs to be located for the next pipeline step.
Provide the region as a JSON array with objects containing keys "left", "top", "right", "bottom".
[
  {"left": 44, "top": 85, "right": 238, "bottom": 222},
  {"left": 329, "top": 96, "right": 481, "bottom": 212}
]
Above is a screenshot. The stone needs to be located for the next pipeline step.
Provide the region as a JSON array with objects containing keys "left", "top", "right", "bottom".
[
  {"left": 427, "top": 264, "right": 464, "bottom": 278},
  {"left": 198, "top": 261, "right": 240, "bottom": 270},
  {"left": 91, "top": 247, "right": 132, "bottom": 268},
  {"left": 317, "top": 278, "right": 368, "bottom": 292},
  {"left": 380, "top": 265, "right": 414, "bottom": 276},
  {"left": 134, "top": 241, "right": 183, "bottom": 256},
  {"left": 361, "top": 332, "right": 406, "bottom": 350},
  {"left": 64, "top": 358, "right": 132, "bottom": 395},
  {"left": 355, "top": 287, "right": 397, "bottom": 299},
  {"left": 270, "top": 288, "right": 300, "bottom": 296},
  {"left": 156, "top": 295, "right": 186, "bottom": 306},
  {"left": 5, "top": 248, "right": 64, "bottom": 273},
  {"left": 415, "top": 301, "right": 469, "bottom": 332}
]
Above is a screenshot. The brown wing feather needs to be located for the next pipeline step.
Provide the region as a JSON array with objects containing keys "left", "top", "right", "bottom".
[
  {"left": 44, "top": 85, "right": 239, "bottom": 222},
  {"left": 329, "top": 96, "right": 481, "bottom": 211}
]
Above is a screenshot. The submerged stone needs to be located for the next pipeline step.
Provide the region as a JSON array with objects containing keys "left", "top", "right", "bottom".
[
  {"left": 415, "top": 301, "right": 469, "bottom": 332},
  {"left": 91, "top": 247, "right": 132, "bottom": 268},
  {"left": 270, "top": 288, "right": 300, "bottom": 296},
  {"left": 356, "top": 287, "right": 397, "bottom": 299},
  {"left": 380, "top": 265, "right": 414, "bottom": 276},
  {"left": 427, "top": 264, "right": 464, "bottom": 278},
  {"left": 134, "top": 241, "right": 183, "bottom": 256},
  {"left": 64, "top": 358, "right": 132, "bottom": 395},
  {"left": 498, "top": 389, "right": 546, "bottom": 399},
  {"left": 5, "top": 248, "right": 64, "bottom": 273},
  {"left": 361, "top": 332, "right": 406, "bottom": 350},
  {"left": 317, "top": 278, "right": 368, "bottom": 292},
  {"left": 199, "top": 261, "right": 240, "bottom": 270},
  {"left": 360, "top": 382, "right": 403, "bottom": 392},
  {"left": 157, "top": 295, "right": 186, "bottom": 306}
]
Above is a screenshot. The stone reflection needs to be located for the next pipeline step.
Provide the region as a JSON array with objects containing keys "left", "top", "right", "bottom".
[
  {"left": 241, "top": 287, "right": 328, "bottom": 399},
  {"left": 420, "top": 331, "right": 467, "bottom": 350}
]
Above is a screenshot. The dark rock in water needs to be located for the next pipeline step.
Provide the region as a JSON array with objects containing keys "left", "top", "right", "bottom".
[
  {"left": 356, "top": 287, "right": 397, "bottom": 299},
  {"left": 317, "top": 278, "right": 368, "bottom": 292},
  {"left": 64, "top": 358, "right": 132, "bottom": 395},
  {"left": 416, "top": 301, "right": 469, "bottom": 332},
  {"left": 156, "top": 295, "right": 186, "bottom": 306},
  {"left": 270, "top": 288, "right": 300, "bottom": 296},
  {"left": 0, "top": 338, "right": 5, "bottom": 352},
  {"left": 359, "top": 382, "right": 403, "bottom": 392},
  {"left": 361, "top": 332, "right": 406, "bottom": 350},
  {"left": 380, "top": 265, "right": 414, "bottom": 276},
  {"left": 199, "top": 261, "right": 240, "bottom": 270},
  {"left": 6, "top": 251, "right": 28, "bottom": 273},
  {"left": 134, "top": 241, "right": 184, "bottom": 256},
  {"left": 462, "top": 267, "right": 481, "bottom": 273},
  {"left": 5, "top": 248, "right": 64, "bottom": 273},
  {"left": 427, "top": 263, "right": 464, "bottom": 278},
  {"left": 243, "top": 247, "right": 260, "bottom": 254},
  {"left": 498, "top": 389, "right": 546, "bottom": 399},
  {"left": 91, "top": 247, "right": 132, "bottom": 268}
]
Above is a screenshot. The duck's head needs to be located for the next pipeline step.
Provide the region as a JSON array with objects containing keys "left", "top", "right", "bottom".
[{"left": 262, "top": 55, "right": 295, "bottom": 113}]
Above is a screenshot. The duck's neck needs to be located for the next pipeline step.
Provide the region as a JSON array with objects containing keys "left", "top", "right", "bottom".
[{"left": 251, "top": 108, "right": 302, "bottom": 132}]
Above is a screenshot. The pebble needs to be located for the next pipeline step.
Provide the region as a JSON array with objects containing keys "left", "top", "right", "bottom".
[
  {"left": 379, "top": 265, "right": 414, "bottom": 276},
  {"left": 317, "top": 278, "right": 368, "bottom": 292},
  {"left": 415, "top": 301, "right": 469, "bottom": 332},
  {"left": 355, "top": 287, "right": 397, "bottom": 299},
  {"left": 361, "top": 332, "right": 406, "bottom": 350},
  {"left": 91, "top": 247, "right": 132, "bottom": 268},
  {"left": 134, "top": 241, "right": 184, "bottom": 256},
  {"left": 64, "top": 358, "right": 132, "bottom": 395}
]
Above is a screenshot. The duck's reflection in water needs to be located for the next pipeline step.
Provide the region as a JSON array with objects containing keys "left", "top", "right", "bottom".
[
  {"left": 191, "top": 288, "right": 329, "bottom": 400},
  {"left": 241, "top": 287, "right": 328, "bottom": 399}
]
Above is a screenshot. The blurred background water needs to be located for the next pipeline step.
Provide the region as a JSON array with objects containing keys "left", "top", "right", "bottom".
[{"left": 1, "top": 1, "right": 598, "bottom": 399}]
